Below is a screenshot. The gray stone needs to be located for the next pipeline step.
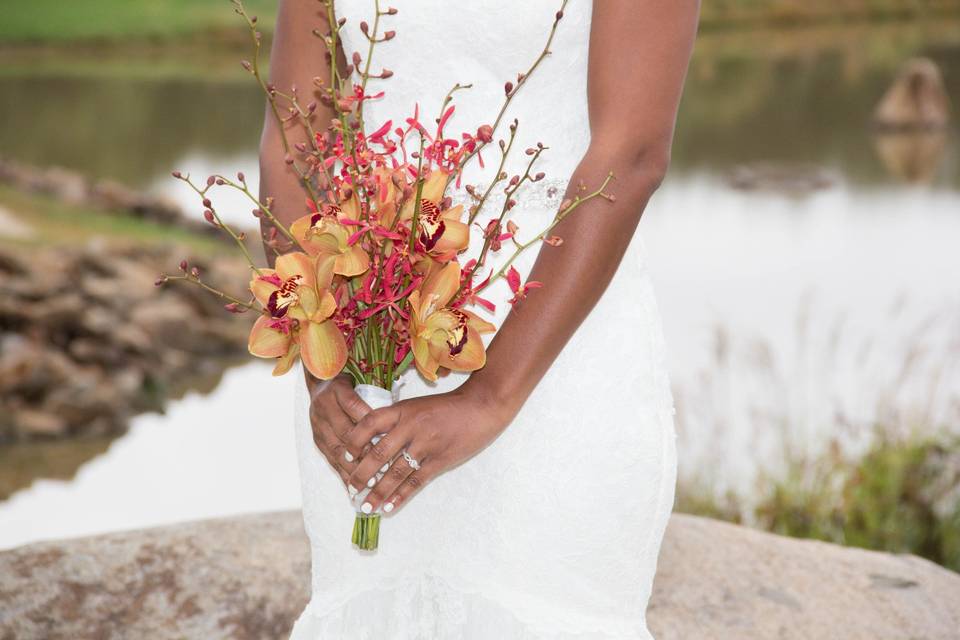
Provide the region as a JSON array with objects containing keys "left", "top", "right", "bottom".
[{"left": 0, "top": 513, "right": 957, "bottom": 640}]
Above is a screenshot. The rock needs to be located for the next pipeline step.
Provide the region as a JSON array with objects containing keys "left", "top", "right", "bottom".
[
  {"left": 724, "top": 161, "right": 834, "bottom": 195},
  {"left": 874, "top": 58, "right": 951, "bottom": 130},
  {"left": 0, "top": 513, "right": 957, "bottom": 640},
  {"left": 648, "top": 515, "right": 959, "bottom": 639},
  {"left": 0, "top": 240, "right": 250, "bottom": 444},
  {"left": 11, "top": 409, "right": 68, "bottom": 438}
]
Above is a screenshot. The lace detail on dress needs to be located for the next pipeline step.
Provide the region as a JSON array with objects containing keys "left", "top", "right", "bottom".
[{"left": 452, "top": 178, "right": 569, "bottom": 217}]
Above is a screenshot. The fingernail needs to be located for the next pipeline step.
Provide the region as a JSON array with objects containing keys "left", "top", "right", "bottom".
[
  {"left": 348, "top": 485, "right": 358, "bottom": 497},
  {"left": 383, "top": 502, "right": 394, "bottom": 513},
  {"left": 344, "top": 451, "right": 354, "bottom": 462},
  {"left": 366, "top": 477, "right": 376, "bottom": 488},
  {"left": 380, "top": 463, "right": 389, "bottom": 473},
  {"left": 361, "top": 502, "right": 372, "bottom": 514}
]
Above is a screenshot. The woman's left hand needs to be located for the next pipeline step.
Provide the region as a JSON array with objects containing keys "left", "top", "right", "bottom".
[{"left": 342, "top": 383, "right": 511, "bottom": 514}]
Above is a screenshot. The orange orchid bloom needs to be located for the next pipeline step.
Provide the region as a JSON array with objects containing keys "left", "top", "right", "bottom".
[
  {"left": 290, "top": 202, "right": 370, "bottom": 277},
  {"left": 248, "top": 252, "right": 347, "bottom": 379},
  {"left": 408, "top": 262, "right": 495, "bottom": 382},
  {"left": 399, "top": 170, "right": 469, "bottom": 261}
]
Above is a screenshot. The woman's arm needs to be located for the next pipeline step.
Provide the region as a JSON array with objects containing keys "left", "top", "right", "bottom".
[
  {"left": 259, "top": 0, "right": 343, "bottom": 251},
  {"left": 346, "top": 0, "right": 700, "bottom": 513},
  {"left": 260, "top": 1, "right": 376, "bottom": 488}
]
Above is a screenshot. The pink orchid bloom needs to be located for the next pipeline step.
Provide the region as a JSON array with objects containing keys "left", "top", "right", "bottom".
[{"left": 506, "top": 266, "right": 543, "bottom": 305}]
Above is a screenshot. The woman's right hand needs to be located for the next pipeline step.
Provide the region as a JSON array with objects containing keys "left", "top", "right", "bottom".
[{"left": 305, "top": 373, "right": 372, "bottom": 489}]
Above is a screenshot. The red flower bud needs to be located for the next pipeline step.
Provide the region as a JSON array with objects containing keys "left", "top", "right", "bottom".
[
  {"left": 224, "top": 302, "right": 244, "bottom": 313},
  {"left": 387, "top": 7, "right": 398, "bottom": 14},
  {"left": 544, "top": 235, "right": 564, "bottom": 247},
  {"left": 352, "top": 52, "right": 362, "bottom": 67},
  {"left": 204, "top": 210, "right": 216, "bottom": 224},
  {"left": 251, "top": 15, "right": 258, "bottom": 24},
  {"left": 384, "top": 30, "right": 396, "bottom": 40},
  {"left": 171, "top": 171, "right": 182, "bottom": 179},
  {"left": 241, "top": 60, "right": 252, "bottom": 72},
  {"left": 190, "top": 267, "right": 201, "bottom": 278},
  {"left": 477, "top": 124, "right": 494, "bottom": 143},
  {"left": 284, "top": 154, "right": 294, "bottom": 165},
  {"left": 380, "top": 69, "right": 394, "bottom": 79},
  {"left": 237, "top": 172, "right": 245, "bottom": 182},
  {"left": 534, "top": 172, "right": 545, "bottom": 181},
  {"left": 206, "top": 176, "right": 216, "bottom": 187},
  {"left": 202, "top": 198, "right": 212, "bottom": 208},
  {"left": 179, "top": 260, "right": 188, "bottom": 271},
  {"left": 154, "top": 275, "right": 168, "bottom": 286},
  {"left": 504, "top": 81, "right": 513, "bottom": 96},
  {"left": 556, "top": 10, "right": 564, "bottom": 19},
  {"left": 360, "top": 21, "right": 369, "bottom": 34}
]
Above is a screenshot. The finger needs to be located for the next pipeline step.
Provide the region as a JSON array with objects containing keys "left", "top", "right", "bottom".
[
  {"left": 347, "top": 427, "right": 409, "bottom": 499},
  {"left": 382, "top": 461, "right": 436, "bottom": 515},
  {"left": 343, "top": 406, "right": 401, "bottom": 458},
  {"left": 361, "top": 441, "right": 428, "bottom": 514},
  {"left": 332, "top": 381, "right": 372, "bottom": 424},
  {"left": 309, "top": 402, "right": 357, "bottom": 473},
  {"left": 309, "top": 421, "right": 354, "bottom": 487},
  {"left": 313, "top": 403, "right": 356, "bottom": 463}
]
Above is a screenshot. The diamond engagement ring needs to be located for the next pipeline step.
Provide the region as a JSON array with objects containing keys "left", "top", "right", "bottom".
[{"left": 401, "top": 450, "right": 421, "bottom": 471}]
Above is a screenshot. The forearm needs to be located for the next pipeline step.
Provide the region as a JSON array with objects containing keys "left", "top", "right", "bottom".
[
  {"left": 257, "top": 0, "right": 342, "bottom": 268},
  {"left": 464, "top": 142, "right": 667, "bottom": 418}
]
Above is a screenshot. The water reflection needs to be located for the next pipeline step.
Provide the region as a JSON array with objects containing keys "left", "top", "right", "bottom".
[{"left": 1, "top": 22, "right": 958, "bottom": 189}]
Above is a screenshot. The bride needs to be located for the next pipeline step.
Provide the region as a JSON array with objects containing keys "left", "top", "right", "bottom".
[{"left": 259, "top": 0, "right": 699, "bottom": 637}]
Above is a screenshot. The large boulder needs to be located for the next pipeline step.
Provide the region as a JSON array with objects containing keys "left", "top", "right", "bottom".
[
  {"left": 0, "top": 512, "right": 957, "bottom": 639},
  {"left": 873, "top": 57, "right": 950, "bottom": 130}
]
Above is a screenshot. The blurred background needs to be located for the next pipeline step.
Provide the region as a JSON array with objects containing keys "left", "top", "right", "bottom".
[{"left": 1, "top": 0, "right": 958, "bottom": 572}]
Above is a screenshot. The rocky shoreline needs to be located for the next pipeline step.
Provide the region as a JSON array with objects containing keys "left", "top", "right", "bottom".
[
  {"left": 1, "top": 512, "right": 957, "bottom": 639},
  {"left": 0, "top": 156, "right": 221, "bottom": 238},
  {"left": 0, "top": 241, "right": 250, "bottom": 444}
]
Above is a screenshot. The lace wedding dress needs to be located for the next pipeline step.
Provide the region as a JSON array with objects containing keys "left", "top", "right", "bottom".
[{"left": 290, "top": 1, "right": 677, "bottom": 638}]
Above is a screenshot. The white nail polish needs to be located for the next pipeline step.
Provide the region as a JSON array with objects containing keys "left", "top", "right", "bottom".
[
  {"left": 348, "top": 485, "right": 358, "bottom": 496},
  {"left": 366, "top": 477, "right": 376, "bottom": 488},
  {"left": 380, "top": 463, "right": 389, "bottom": 473},
  {"left": 383, "top": 502, "right": 394, "bottom": 513},
  {"left": 344, "top": 451, "right": 354, "bottom": 462},
  {"left": 361, "top": 502, "right": 372, "bottom": 514}
]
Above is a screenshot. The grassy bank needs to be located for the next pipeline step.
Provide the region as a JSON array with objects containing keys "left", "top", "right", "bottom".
[
  {"left": 679, "top": 431, "right": 960, "bottom": 571},
  {"left": 0, "top": 185, "right": 229, "bottom": 255},
  {"left": 0, "top": 0, "right": 274, "bottom": 46},
  {"left": 2, "top": 0, "right": 959, "bottom": 47}
]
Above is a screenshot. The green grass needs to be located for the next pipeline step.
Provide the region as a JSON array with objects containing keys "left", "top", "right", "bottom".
[
  {"left": 2, "top": 0, "right": 958, "bottom": 46},
  {"left": 678, "top": 431, "right": 960, "bottom": 572},
  {"left": 0, "top": 185, "right": 231, "bottom": 255},
  {"left": 0, "top": 0, "right": 276, "bottom": 45}
]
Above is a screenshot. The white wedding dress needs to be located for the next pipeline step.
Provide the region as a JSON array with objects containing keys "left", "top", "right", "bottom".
[{"left": 290, "top": 1, "right": 677, "bottom": 638}]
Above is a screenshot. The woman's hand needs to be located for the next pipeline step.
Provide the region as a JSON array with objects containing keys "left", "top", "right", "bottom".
[
  {"left": 343, "top": 383, "right": 511, "bottom": 514},
  {"left": 306, "top": 373, "right": 372, "bottom": 488}
]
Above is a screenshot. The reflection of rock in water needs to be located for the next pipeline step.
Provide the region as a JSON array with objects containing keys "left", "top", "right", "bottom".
[
  {"left": 872, "top": 57, "right": 950, "bottom": 185},
  {"left": 872, "top": 130, "right": 948, "bottom": 185},
  {"left": 873, "top": 58, "right": 950, "bottom": 131},
  {"left": 0, "top": 437, "right": 113, "bottom": 501}
]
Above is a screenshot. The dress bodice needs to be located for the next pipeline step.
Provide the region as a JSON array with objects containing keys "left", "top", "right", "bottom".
[{"left": 335, "top": 0, "right": 593, "bottom": 189}]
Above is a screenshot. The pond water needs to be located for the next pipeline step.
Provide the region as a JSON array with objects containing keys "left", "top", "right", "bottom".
[{"left": 2, "top": 21, "right": 960, "bottom": 548}]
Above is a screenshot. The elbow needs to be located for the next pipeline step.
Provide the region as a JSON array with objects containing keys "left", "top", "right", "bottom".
[{"left": 588, "top": 132, "right": 673, "bottom": 196}]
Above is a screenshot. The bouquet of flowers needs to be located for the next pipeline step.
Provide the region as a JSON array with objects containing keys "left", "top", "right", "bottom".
[{"left": 159, "top": 0, "right": 612, "bottom": 550}]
